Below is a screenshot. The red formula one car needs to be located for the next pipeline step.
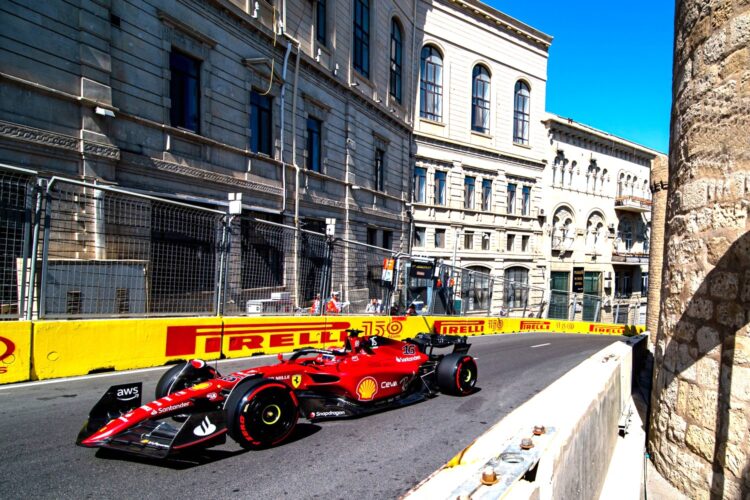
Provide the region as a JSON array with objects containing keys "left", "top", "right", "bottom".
[{"left": 77, "top": 329, "right": 478, "bottom": 458}]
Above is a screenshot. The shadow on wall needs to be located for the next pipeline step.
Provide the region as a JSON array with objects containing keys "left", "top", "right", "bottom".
[{"left": 651, "top": 231, "right": 749, "bottom": 499}]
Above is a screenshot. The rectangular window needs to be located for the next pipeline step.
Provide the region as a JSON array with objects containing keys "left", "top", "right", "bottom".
[
  {"left": 549, "top": 271, "right": 570, "bottom": 319},
  {"left": 382, "top": 230, "right": 393, "bottom": 250},
  {"left": 367, "top": 227, "right": 377, "bottom": 246},
  {"left": 250, "top": 90, "right": 273, "bottom": 155},
  {"left": 464, "top": 231, "right": 474, "bottom": 250},
  {"left": 641, "top": 272, "right": 649, "bottom": 293},
  {"left": 506, "top": 234, "right": 515, "bottom": 252},
  {"left": 434, "top": 171, "right": 446, "bottom": 206},
  {"left": 306, "top": 117, "right": 322, "bottom": 172},
  {"left": 374, "top": 148, "right": 385, "bottom": 191},
  {"left": 353, "top": 0, "right": 370, "bottom": 78},
  {"left": 507, "top": 183, "right": 517, "bottom": 214},
  {"left": 521, "top": 186, "right": 531, "bottom": 215},
  {"left": 414, "top": 227, "right": 425, "bottom": 247},
  {"left": 482, "top": 233, "right": 491, "bottom": 251},
  {"left": 522, "top": 235, "right": 530, "bottom": 252},
  {"left": 390, "top": 20, "right": 402, "bottom": 103},
  {"left": 414, "top": 167, "right": 426, "bottom": 203},
  {"left": 615, "top": 271, "right": 633, "bottom": 298},
  {"left": 170, "top": 50, "right": 200, "bottom": 133},
  {"left": 435, "top": 229, "right": 445, "bottom": 248},
  {"left": 464, "top": 176, "right": 475, "bottom": 210},
  {"left": 482, "top": 179, "right": 492, "bottom": 211},
  {"left": 316, "top": 0, "right": 327, "bottom": 45}
]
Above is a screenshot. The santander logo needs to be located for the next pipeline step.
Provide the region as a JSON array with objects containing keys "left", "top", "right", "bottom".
[{"left": 193, "top": 416, "right": 217, "bottom": 437}]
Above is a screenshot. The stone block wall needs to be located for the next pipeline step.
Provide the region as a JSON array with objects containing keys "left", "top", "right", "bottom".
[{"left": 649, "top": 0, "right": 750, "bottom": 498}]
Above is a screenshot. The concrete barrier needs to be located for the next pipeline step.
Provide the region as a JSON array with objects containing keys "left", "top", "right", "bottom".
[{"left": 405, "top": 334, "right": 648, "bottom": 499}]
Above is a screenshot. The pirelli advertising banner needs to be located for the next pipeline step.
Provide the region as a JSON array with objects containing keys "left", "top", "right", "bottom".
[
  {"left": 0, "top": 321, "right": 32, "bottom": 384},
  {"left": 23, "top": 316, "right": 644, "bottom": 382}
]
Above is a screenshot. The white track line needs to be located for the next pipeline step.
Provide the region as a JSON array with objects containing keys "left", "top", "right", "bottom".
[{"left": 530, "top": 343, "right": 551, "bottom": 348}]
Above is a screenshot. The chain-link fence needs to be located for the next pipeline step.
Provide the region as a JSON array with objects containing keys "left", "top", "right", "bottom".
[
  {"left": 0, "top": 165, "right": 35, "bottom": 319},
  {"left": 1, "top": 165, "right": 644, "bottom": 322}
]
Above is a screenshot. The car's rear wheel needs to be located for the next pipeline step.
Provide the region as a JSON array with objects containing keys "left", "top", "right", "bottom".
[
  {"left": 155, "top": 360, "right": 218, "bottom": 399},
  {"left": 225, "top": 378, "right": 299, "bottom": 449},
  {"left": 436, "top": 353, "right": 477, "bottom": 395}
]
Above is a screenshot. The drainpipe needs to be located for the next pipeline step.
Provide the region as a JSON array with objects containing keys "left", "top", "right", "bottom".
[{"left": 278, "top": 41, "right": 293, "bottom": 215}]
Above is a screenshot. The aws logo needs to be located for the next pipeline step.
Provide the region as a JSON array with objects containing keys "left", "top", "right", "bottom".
[{"left": 116, "top": 386, "right": 140, "bottom": 401}]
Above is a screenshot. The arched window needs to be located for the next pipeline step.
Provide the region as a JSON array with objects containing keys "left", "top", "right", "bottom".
[
  {"left": 513, "top": 80, "right": 530, "bottom": 145},
  {"left": 504, "top": 267, "right": 529, "bottom": 309},
  {"left": 389, "top": 19, "right": 403, "bottom": 103},
  {"left": 420, "top": 45, "right": 443, "bottom": 121},
  {"left": 471, "top": 65, "right": 491, "bottom": 133},
  {"left": 464, "top": 266, "right": 493, "bottom": 312}
]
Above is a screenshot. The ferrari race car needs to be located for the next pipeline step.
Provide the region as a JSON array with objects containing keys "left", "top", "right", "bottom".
[{"left": 77, "top": 329, "right": 478, "bottom": 458}]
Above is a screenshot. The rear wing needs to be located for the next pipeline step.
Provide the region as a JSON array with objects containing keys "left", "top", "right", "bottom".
[{"left": 408, "top": 333, "right": 471, "bottom": 356}]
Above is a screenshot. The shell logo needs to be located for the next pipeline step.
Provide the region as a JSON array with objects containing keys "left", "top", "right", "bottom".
[{"left": 356, "top": 376, "right": 378, "bottom": 401}]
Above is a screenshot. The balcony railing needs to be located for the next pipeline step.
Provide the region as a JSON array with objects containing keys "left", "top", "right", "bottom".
[{"left": 614, "top": 196, "right": 652, "bottom": 212}]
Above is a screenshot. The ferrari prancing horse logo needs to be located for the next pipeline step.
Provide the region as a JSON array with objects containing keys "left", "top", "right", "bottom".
[{"left": 291, "top": 374, "right": 302, "bottom": 388}]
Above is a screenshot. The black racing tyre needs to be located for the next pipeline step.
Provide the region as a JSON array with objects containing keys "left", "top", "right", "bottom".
[
  {"left": 225, "top": 378, "right": 299, "bottom": 449},
  {"left": 155, "top": 360, "right": 217, "bottom": 399},
  {"left": 436, "top": 353, "right": 477, "bottom": 396}
]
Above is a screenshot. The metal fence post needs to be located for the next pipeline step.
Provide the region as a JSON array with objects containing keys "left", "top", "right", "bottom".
[{"left": 38, "top": 183, "right": 53, "bottom": 319}]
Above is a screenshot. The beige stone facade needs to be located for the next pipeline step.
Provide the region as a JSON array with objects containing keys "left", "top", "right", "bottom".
[
  {"left": 649, "top": 0, "right": 750, "bottom": 498},
  {"left": 409, "top": 0, "right": 551, "bottom": 315},
  {"left": 543, "top": 115, "right": 663, "bottom": 324}
]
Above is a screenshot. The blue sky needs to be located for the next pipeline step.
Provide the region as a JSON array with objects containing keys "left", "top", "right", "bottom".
[{"left": 486, "top": 1, "right": 674, "bottom": 153}]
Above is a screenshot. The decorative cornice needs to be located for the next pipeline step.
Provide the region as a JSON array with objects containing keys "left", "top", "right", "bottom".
[
  {"left": 0, "top": 120, "right": 78, "bottom": 152},
  {"left": 306, "top": 193, "right": 345, "bottom": 210},
  {"left": 415, "top": 134, "right": 546, "bottom": 170},
  {"left": 123, "top": 152, "right": 282, "bottom": 196},
  {"left": 83, "top": 141, "right": 120, "bottom": 160}
]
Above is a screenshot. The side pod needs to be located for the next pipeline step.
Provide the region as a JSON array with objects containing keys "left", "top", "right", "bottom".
[{"left": 76, "top": 382, "right": 143, "bottom": 445}]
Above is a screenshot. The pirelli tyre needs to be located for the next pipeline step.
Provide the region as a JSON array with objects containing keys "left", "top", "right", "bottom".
[
  {"left": 155, "top": 360, "right": 218, "bottom": 399},
  {"left": 225, "top": 378, "right": 299, "bottom": 449},
  {"left": 436, "top": 353, "right": 478, "bottom": 396}
]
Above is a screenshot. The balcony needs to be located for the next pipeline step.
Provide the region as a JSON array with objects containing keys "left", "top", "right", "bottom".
[
  {"left": 611, "top": 251, "right": 649, "bottom": 265},
  {"left": 614, "top": 196, "right": 652, "bottom": 213}
]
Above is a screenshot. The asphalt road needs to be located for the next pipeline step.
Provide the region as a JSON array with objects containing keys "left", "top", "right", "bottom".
[{"left": 0, "top": 333, "right": 622, "bottom": 499}]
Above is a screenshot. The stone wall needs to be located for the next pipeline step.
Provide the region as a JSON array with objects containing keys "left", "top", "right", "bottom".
[
  {"left": 649, "top": 0, "right": 750, "bottom": 498},
  {"left": 647, "top": 154, "right": 668, "bottom": 340}
]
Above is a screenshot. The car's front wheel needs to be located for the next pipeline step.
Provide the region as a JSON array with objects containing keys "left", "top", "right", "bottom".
[
  {"left": 436, "top": 353, "right": 478, "bottom": 395},
  {"left": 225, "top": 378, "right": 299, "bottom": 449},
  {"left": 155, "top": 360, "right": 218, "bottom": 399}
]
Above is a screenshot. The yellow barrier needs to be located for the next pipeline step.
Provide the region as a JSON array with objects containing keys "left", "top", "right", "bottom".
[
  {"left": 32, "top": 317, "right": 224, "bottom": 380},
  {"left": 0, "top": 321, "right": 32, "bottom": 384},
  {"left": 2, "top": 315, "right": 645, "bottom": 383}
]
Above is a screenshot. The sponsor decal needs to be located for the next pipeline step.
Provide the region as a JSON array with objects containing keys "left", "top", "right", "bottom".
[
  {"left": 396, "top": 355, "right": 421, "bottom": 363},
  {"left": 165, "top": 322, "right": 352, "bottom": 357},
  {"left": 361, "top": 319, "right": 404, "bottom": 339},
  {"left": 193, "top": 416, "right": 217, "bottom": 437},
  {"left": 380, "top": 380, "right": 400, "bottom": 389},
  {"left": 356, "top": 376, "right": 378, "bottom": 401},
  {"left": 553, "top": 321, "right": 577, "bottom": 331},
  {"left": 433, "top": 320, "right": 486, "bottom": 335},
  {"left": 310, "top": 410, "right": 346, "bottom": 418},
  {"left": 272, "top": 375, "right": 291, "bottom": 381},
  {"left": 116, "top": 386, "right": 140, "bottom": 401},
  {"left": 399, "top": 376, "right": 410, "bottom": 391},
  {"left": 519, "top": 320, "right": 552, "bottom": 331},
  {"left": 291, "top": 374, "right": 302, "bottom": 388},
  {"left": 589, "top": 324, "right": 626, "bottom": 335},
  {"left": 402, "top": 344, "right": 416, "bottom": 355},
  {"left": 488, "top": 319, "right": 504, "bottom": 331},
  {"left": 157, "top": 401, "right": 191, "bottom": 414},
  {"left": 206, "top": 392, "right": 219, "bottom": 401},
  {"left": 191, "top": 382, "right": 211, "bottom": 391},
  {"left": 0, "top": 336, "right": 15, "bottom": 373}
]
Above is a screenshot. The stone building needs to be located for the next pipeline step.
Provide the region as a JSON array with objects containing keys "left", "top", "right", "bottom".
[
  {"left": 409, "top": 0, "right": 552, "bottom": 315},
  {"left": 542, "top": 114, "right": 663, "bottom": 324},
  {"left": 0, "top": 0, "right": 414, "bottom": 248},
  {"left": 649, "top": 0, "right": 750, "bottom": 498}
]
